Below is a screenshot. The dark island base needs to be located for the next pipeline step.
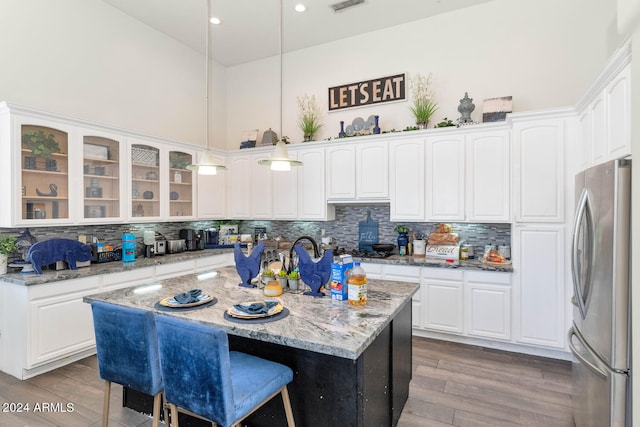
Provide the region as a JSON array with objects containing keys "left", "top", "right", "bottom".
[{"left": 124, "top": 303, "right": 412, "bottom": 427}]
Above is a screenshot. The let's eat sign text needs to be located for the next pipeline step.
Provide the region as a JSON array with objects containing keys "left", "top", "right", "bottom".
[{"left": 328, "top": 73, "right": 405, "bottom": 111}]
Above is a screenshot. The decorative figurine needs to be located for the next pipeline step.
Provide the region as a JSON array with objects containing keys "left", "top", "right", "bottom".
[
  {"left": 234, "top": 240, "right": 265, "bottom": 288},
  {"left": 35, "top": 183, "right": 58, "bottom": 197},
  {"left": 457, "top": 92, "right": 475, "bottom": 125},
  {"left": 373, "top": 115, "right": 381, "bottom": 134},
  {"left": 338, "top": 121, "right": 346, "bottom": 138}
]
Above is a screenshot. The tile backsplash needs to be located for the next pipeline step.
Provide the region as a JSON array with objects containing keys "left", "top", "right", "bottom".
[{"left": 0, "top": 204, "right": 510, "bottom": 257}]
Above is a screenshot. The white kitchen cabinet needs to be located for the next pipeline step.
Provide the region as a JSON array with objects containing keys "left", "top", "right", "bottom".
[
  {"left": 226, "top": 153, "right": 252, "bottom": 219},
  {"left": 426, "top": 133, "right": 465, "bottom": 221},
  {"left": 389, "top": 137, "right": 426, "bottom": 221},
  {"left": 326, "top": 140, "right": 388, "bottom": 202},
  {"left": 294, "top": 146, "right": 335, "bottom": 220},
  {"left": 513, "top": 225, "right": 565, "bottom": 349},
  {"left": 589, "top": 94, "right": 607, "bottom": 165},
  {"left": 326, "top": 145, "right": 356, "bottom": 200},
  {"left": 605, "top": 63, "right": 631, "bottom": 160},
  {"left": 466, "top": 129, "right": 510, "bottom": 222},
  {"left": 465, "top": 271, "right": 511, "bottom": 340},
  {"left": 166, "top": 146, "right": 197, "bottom": 220},
  {"left": 251, "top": 152, "right": 273, "bottom": 219},
  {"left": 196, "top": 151, "right": 227, "bottom": 219},
  {"left": 512, "top": 116, "right": 566, "bottom": 223},
  {"left": 421, "top": 268, "right": 464, "bottom": 334},
  {"left": 271, "top": 151, "right": 298, "bottom": 220}
]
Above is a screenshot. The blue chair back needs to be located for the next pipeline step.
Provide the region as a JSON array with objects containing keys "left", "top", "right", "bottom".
[
  {"left": 91, "top": 301, "right": 163, "bottom": 396},
  {"left": 155, "top": 315, "right": 236, "bottom": 426}
]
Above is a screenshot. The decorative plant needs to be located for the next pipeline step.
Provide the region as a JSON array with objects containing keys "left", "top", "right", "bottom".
[
  {"left": 0, "top": 235, "right": 17, "bottom": 255},
  {"left": 288, "top": 271, "right": 299, "bottom": 280},
  {"left": 435, "top": 117, "right": 457, "bottom": 128},
  {"left": 297, "top": 94, "right": 323, "bottom": 141},
  {"left": 409, "top": 73, "right": 438, "bottom": 127},
  {"left": 394, "top": 225, "right": 409, "bottom": 234},
  {"left": 277, "top": 269, "right": 287, "bottom": 278},
  {"left": 263, "top": 268, "right": 275, "bottom": 277},
  {"left": 22, "top": 130, "right": 61, "bottom": 157},
  {"left": 169, "top": 152, "right": 191, "bottom": 169},
  {"left": 280, "top": 136, "right": 290, "bottom": 144}
]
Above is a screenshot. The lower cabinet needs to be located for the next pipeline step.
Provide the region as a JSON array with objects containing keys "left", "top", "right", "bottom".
[
  {"left": 465, "top": 271, "right": 511, "bottom": 340},
  {"left": 422, "top": 269, "right": 464, "bottom": 334},
  {"left": 0, "top": 254, "right": 233, "bottom": 380}
]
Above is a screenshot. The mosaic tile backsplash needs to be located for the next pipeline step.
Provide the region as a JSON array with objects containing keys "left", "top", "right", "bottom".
[{"left": 0, "top": 204, "right": 510, "bottom": 259}]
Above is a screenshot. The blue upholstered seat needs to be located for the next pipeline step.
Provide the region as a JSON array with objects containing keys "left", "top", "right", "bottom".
[
  {"left": 91, "top": 301, "right": 167, "bottom": 427},
  {"left": 155, "top": 314, "right": 295, "bottom": 427}
]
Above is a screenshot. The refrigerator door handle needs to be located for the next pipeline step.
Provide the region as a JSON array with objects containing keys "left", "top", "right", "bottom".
[
  {"left": 571, "top": 188, "right": 592, "bottom": 319},
  {"left": 568, "top": 327, "right": 607, "bottom": 379}
]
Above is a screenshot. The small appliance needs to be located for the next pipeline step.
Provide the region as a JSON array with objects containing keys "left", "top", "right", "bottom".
[
  {"left": 180, "top": 229, "right": 203, "bottom": 251},
  {"left": 154, "top": 232, "right": 166, "bottom": 255},
  {"left": 143, "top": 230, "right": 155, "bottom": 258},
  {"left": 166, "top": 239, "right": 185, "bottom": 254}
]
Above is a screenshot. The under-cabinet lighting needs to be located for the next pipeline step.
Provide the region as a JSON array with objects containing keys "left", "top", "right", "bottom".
[
  {"left": 294, "top": 4, "right": 306, "bottom": 12},
  {"left": 133, "top": 283, "right": 162, "bottom": 294},
  {"left": 197, "top": 270, "right": 219, "bottom": 280}
]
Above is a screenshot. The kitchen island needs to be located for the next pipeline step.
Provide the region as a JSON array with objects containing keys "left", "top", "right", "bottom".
[{"left": 83, "top": 265, "right": 418, "bottom": 427}]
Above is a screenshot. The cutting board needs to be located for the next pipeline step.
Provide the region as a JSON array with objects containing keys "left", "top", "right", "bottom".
[{"left": 358, "top": 210, "right": 378, "bottom": 252}]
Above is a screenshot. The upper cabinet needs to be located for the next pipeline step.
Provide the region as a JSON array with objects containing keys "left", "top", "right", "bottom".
[
  {"left": 79, "top": 129, "right": 125, "bottom": 222},
  {"left": 129, "top": 141, "right": 161, "bottom": 220},
  {"left": 389, "top": 137, "right": 426, "bottom": 222},
  {"left": 426, "top": 133, "right": 465, "bottom": 221},
  {"left": 167, "top": 148, "right": 195, "bottom": 219},
  {"left": 294, "top": 145, "right": 335, "bottom": 221},
  {"left": 196, "top": 150, "right": 227, "bottom": 219}
]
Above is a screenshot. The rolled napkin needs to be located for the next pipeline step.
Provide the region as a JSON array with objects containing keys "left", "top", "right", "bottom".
[
  {"left": 173, "top": 289, "right": 202, "bottom": 304},
  {"left": 233, "top": 301, "right": 278, "bottom": 315}
]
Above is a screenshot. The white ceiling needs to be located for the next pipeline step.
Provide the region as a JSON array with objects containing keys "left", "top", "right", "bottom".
[{"left": 102, "top": 0, "right": 492, "bottom": 67}]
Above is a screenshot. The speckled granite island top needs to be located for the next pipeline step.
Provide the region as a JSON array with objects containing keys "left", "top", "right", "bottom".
[{"left": 83, "top": 265, "right": 418, "bottom": 360}]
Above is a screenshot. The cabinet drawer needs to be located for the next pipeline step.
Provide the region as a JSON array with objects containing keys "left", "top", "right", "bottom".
[
  {"left": 465, "top": 270, "right": 511, "bottom": 285},
  {"left": 422, "top": 267, "right": 463, "bottom": 281},
  {"left": 102, "top": 266, "right": 154, "bottom": 287},
  {"left": 383, "top": 264, "right": 420, "bottom": 282},
  {"left": 156, "top": 260, "right": 196, "bottom": 278}
]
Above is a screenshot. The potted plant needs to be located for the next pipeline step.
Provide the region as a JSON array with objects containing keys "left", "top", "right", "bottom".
[
  {"left": 276, "top": 269, "right": 288, "bottom": 288},
  {"left": 297, "top": 94, "right": 323, "bottom": 141},
  {"left": 0, "top": 235, "right": 17, "bottom": 274},
  {"left": 394, "top": 225, "right": 410, "bottom": 255},
  {"left": 409, "top": 73, "right": 438, "bottom": 129},
  {"left": 22, "top": 130, "right": 62, "bottom": 171},
  {"left": 262, "top": 268, "right": 275, "bottom": 283},
  {"left": 287, "top": 270, "right": 300, "bottom": 290}
]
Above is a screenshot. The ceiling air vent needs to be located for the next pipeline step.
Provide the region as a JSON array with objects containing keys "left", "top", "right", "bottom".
[{"left": 330, "top": 0, "right": 365, "bottom": 13}]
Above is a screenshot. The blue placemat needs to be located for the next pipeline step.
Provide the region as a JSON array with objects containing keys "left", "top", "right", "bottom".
[
  {"left": 224, "top": 307, "right": 290, "bottom": 324},
  {"left": 154, "top": 297, "right": 218, "bottom": 312}
]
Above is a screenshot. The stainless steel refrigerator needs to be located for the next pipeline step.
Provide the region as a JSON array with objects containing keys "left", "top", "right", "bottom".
[{"left": 568, "top": 158, "right": 632, "bottom": 427}]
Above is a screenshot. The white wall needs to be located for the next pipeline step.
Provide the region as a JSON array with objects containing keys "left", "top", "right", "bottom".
[
  {"left": 0, "top": 0, "right": 622, "bottom": 151},
  {"left": 227, "top": 0, "right": 622, "bottom": 149}
]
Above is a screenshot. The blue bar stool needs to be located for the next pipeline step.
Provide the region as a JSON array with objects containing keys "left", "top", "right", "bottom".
[
  {"left": 91, "top": 301, "right": 168, "bottom": 427},
  {"left": 155, "top": 315, "right": 295, "bottom": 427}
]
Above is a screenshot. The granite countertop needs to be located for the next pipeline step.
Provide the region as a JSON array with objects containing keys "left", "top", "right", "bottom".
[
  {"left": 83, "top": 265, "right": 419, "bottom": 360},
  {"left": 352, "top": 254, "right": 514, "bottom": 272}
]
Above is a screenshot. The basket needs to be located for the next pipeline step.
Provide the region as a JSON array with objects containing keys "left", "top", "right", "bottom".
[
  {"left": 96, "top": 248, "right": 122, "bottom": 263},
  {"left": 131, "top": 147, "right": 158, "bottom": 166}
]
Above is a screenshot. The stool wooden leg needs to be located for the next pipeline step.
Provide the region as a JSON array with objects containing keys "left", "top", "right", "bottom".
[
  {"left": 152, "top": 392, "right": 161, "bottom": 427},
  {"left": 102, "top": 380, "right": 111, "bottom": 427},
  {"left": 170, "top": 403, "right": 180, "bottom": 427},
  {"left": 281, "top": 386, "right": 295, "bottom": 427},
  {"left": 162, "top": 393, "right": 169, "bottom": 426}
]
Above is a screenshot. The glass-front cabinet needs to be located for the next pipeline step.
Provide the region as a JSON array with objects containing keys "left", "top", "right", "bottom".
[
  {"left": 81, "top": 131, "right": 123, "bottom": 221},
  {"left": 168, "top": 150, "right": 194, "bottom": 218},
  {"left": 20, "top": 123, "right": 71, "bottom": 223},
  {"left": 130, "top": 142, "right": 161, "bottom": 220}
]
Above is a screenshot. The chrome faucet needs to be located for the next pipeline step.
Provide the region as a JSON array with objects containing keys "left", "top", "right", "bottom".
[{"left": 288, "top": 235, "right": 320, "bottom": 273}]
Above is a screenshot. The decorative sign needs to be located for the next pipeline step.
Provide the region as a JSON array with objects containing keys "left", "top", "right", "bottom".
[{"left": 328, "top": 73, "right": 405, "bottom": 111}]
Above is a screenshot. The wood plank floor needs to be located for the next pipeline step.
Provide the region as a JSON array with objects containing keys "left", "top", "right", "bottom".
[{"left": 0, "top": 336, "right": 574, "bottom": 426}]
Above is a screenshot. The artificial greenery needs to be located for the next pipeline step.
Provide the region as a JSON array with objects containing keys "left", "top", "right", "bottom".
[
  {"left": 288, "top": 271, "right": 300, "bottom": 279},
  {"left": 409, "top": 73, "right": 438, "bottom": 125},
  {"left": 22, "top": 130, "right": 61, "bottom": 157},
  {"left": 435, "top": 117, "right": 457, "bottom": 128},
  {"left": 297, "top": 94, "right": 323, "bottom": 140},
  {"left": 263, "top": 269, "right": 275, "bottom": 277},
  {"left": 169, "top": 152, "right": 191, "bottom": 169},
  {"left": 394, "top": 225, "right": 409, "bottom": 234},
  {"left": 277, "top": 269, "right": 287, "bottom": 278},
  {"left": 0, "top": 236, "right": 17, "bottom": 255}
]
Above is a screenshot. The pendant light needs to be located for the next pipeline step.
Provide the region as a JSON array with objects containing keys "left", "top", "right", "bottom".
[
  {"left": 257, "top": 0, "right": 303, "bottom": 171},
  {"left": 188, "top": 0, "right": 226, "bottom": 175}
]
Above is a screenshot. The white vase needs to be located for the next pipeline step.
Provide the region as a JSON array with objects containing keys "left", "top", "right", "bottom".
[{"left": 0, "top": 254, "right": 7, "bottom": 274}]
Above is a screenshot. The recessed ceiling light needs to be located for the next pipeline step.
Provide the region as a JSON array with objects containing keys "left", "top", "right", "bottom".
[
  {"left": 294, "top": 4, "right": 306, "bottom": 12},
  {"left": 209, "top": 16, "right": 221, "bottom": 25}
]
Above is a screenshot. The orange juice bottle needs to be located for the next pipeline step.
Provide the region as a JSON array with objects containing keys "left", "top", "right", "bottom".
[{"left": 348, "top": 262, "right": 367, "bottom": 306}]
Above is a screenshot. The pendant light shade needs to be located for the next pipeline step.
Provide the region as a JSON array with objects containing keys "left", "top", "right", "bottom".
[
  {"left": 258, "top": 0, "right": 303, "bottom": 171},
  {"left": 188, "top": 0, "right": 226, "bottom": 175}
]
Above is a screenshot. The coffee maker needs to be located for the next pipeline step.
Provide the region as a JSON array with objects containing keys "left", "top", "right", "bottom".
[{"left": 180, "top": 229, "right": 203, "bottom": 251}]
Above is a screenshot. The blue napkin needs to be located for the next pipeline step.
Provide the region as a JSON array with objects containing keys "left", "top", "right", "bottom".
[
  {"left": 233, "top": 301, "right": 278, "bottom": 315},
  {"left": 173, "top": 289, "right": 202, "bottom": 304}
]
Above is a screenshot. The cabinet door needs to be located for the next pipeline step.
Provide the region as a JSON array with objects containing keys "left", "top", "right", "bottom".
[
  {"left": 426, "top": 134, "right": 465, "bottom": 221},
  {"left": 167, "top": 148, "right": 195, "bottom": 219},
  {"left": 577, "top": 110, "right": 591, "bottom": 171},
  {"left": 197, "top": 151, "right": 226, "bottom": 219},
  {"left": 326, "top": 145, "right": 355, "bottom": 200},
  {"left": 80, "top": 129, "right": 124, "bottom": 222},
  {"left": 226, "top": 154, "right": 252, "bottom": 219},
  {"left": 251, "top": 153, "right": 272, "bottom": 219},
  {"left": 390, "top": 138, "right": 425, "bottom": 221},
  {"left": 423, "top": 278, "right": 464, "bottom": 334},
  {"left": 465, "top": 272, "right": 511, "bottom": 340},
  {"left": 272, "top": 151, "right": 298, "bottom": 219},
  {"left": 513, "top": 225, "right": 565, "bottom": 348},
  {"left": 512, "top": 119, "right": 565, "bottom": 223},
  {"left": 130, "top": 140, "right": 161, "bottom": 220},
  {"left": 589, "top": 94, "right": 606, "bottom": 165},
  {"left": 19, "top": 119, "right": 73, "bottom": 224},
  {"left": 466, "top": 130, "right": 510, "bottom": 222},
  {"left": 606, "top": 63, "right": 631, "bottom": 159},
  {"left": 296, "top": 147, "right": 334, "bottom": 220},
  {"left": 357, "top": 141, "right": 388, "bottom": 199}
]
